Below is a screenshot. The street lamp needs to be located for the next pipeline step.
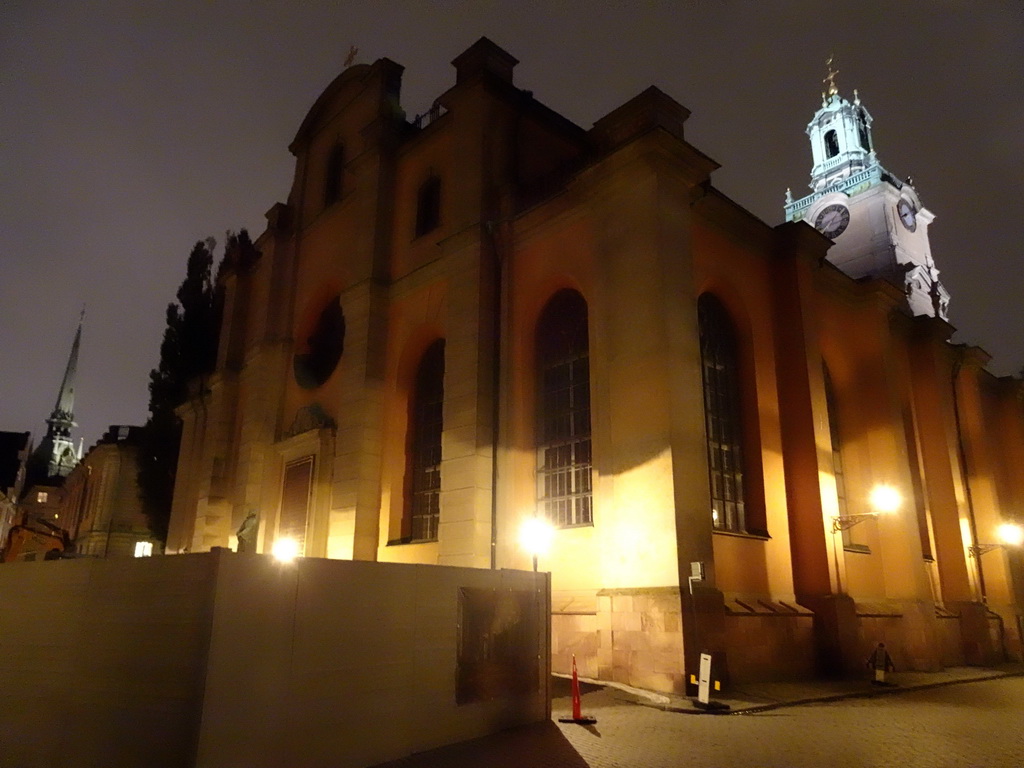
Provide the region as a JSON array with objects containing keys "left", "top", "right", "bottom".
[
  {"left": 832, "top": 483, "right": 902, "bottom": 533},
  {"left": 519, "top": 516, "right": 554, "bottom": 572},
  {"left": 968, "top": 522, "right": 1024, "bottom": 558}
]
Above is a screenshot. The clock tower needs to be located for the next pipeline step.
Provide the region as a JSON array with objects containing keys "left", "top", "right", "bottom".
[{"left": 785, "top": 60, "right": 949, "bottom": 320}]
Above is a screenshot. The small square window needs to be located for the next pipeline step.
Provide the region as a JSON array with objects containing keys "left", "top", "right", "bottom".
[
  {"left": 134, "top": 541, "right": 153, "bottom": 558},
  {"left": 37, "top": 491, "right": 48, "bottom": 503}
]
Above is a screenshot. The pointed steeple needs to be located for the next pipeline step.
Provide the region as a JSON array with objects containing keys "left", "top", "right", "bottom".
[
  {"left": 29, "top": 312, "right": 84, "bottom": 482},
  {"left": 51, "top": 308, "right": 83, "bottom": 428}
]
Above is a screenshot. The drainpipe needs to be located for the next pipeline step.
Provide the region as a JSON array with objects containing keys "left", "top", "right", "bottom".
[{"left": 487, "top": 215, "right": 504, "bottom": 570}]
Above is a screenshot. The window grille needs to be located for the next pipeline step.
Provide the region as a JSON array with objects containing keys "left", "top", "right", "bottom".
[
  {"left": 698, "top": 294, "right": 746, "bottom": 533},
  {"left": 537, "top": 290, "right": 592, "bottom": 528},
  {"left": 407, "top": 340, "right": 444, "bottom": 541}
]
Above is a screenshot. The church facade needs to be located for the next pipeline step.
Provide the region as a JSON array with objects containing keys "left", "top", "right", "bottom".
[{"left": 167, "top": 39, "right": 1024, "bottom": 692}]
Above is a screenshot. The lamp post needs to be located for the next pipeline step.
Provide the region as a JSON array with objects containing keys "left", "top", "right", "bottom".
[
  {"left": 831, "top": 484, "right": 902, "bottom": 593},
  {"left": 968, "top": 522, "right": 1024, "bottom": 559},
  {"left": 519, "top": 516, "right": 554, "bottom": 572}
]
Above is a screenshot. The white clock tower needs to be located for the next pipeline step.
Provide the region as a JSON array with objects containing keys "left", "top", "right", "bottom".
[{"left": 785, "top": 60, "right": 949, "bottom": 320}]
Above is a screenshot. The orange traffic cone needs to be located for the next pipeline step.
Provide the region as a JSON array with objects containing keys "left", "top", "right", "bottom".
[{"left": 558, "top": 654, "right": 597, "bottom": 725}]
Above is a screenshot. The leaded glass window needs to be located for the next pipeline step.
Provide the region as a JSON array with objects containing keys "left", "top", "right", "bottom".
[
  {"left": 407, "top": 340, "right": 444, "bottom": 541},
  {"left": 698, "top": 294, "right": 746, "bottom": 533},
  {"left": 537, "top": 290, "right": 592, "bottom": 528}
]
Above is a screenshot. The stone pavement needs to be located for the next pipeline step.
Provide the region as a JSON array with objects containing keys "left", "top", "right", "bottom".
[
  {"left": 590, "top": 661, "right": 1024, "bottom": 714},
  {"left": 372, "top": 664, "right": 1024, "bottom": 767}
]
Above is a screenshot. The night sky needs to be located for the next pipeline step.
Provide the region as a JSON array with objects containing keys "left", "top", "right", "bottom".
[{"left": 2, "top": 1, "right": 1020, "bottom": 451}]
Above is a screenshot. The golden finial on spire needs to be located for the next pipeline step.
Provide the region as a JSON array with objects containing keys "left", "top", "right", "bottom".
[
  {"left": 344, "top": 45, "right": 358, "bottom": 68},
  {"left": 823, "top": 55, "right": 839, "bottom": 102}
]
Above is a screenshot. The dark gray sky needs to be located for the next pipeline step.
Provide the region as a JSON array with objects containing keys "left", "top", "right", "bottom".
[{"left": 2, "top": 1, "right": 1021, "bottom": 451}]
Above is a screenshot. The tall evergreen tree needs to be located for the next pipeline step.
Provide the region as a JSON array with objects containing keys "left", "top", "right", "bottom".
[{"left": 138, "top": 237, "right": 222, "bottom": 544}]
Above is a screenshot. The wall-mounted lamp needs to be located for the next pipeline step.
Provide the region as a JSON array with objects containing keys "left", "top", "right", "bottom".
[
  {"left": 968, "top": 522, "right": 1024, "bottom": 558},
  {"left": 832, "top": 483, "right": 902, "bottom": 533},
  {"left": 519, "top": 516, "right": 554, "bottom": 572}
]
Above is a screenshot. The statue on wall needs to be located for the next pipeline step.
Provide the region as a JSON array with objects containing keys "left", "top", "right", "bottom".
[{"left": 236, "top": 510, "right": 259, "bottom": 553}]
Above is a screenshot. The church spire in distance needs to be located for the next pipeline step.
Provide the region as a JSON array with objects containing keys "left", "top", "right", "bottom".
[
  {"left": 29, "top": 310, "right": 85, "bottom": 482},
  {"left": 51, "top": 307, "right": 84, "bottom": 429}
]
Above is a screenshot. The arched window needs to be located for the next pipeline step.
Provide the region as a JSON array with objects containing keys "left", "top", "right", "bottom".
[
  {"left": 406, "top": 340, "right": 445, "bottom": 541},
  {"left": 824, "top": 129, "right": 840, "bottom": 159},
  {"left": 415, "top": 174, "right": 441, "bottom": 237},
  {"left": 857, "top": 119, "right": 871, "bottom": 151},
  {"left": 823, "top": 366, "right": 863, "bottom": 550},
  {"left": 698, "top": 294, "right": 746, "bottom": 533},
  {"left": 324, "top": 144, "right": 345, "bottom": 207},
  {"left": 536, "top": 290, "right": 592, "bottom": 528}
]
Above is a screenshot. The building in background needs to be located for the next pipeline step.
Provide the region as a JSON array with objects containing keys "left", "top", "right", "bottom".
[
  {"left": 61, "top": 425, "right": 157, "bottom": 558},
  {"left": 0, "top": 431, "right": 31, "bottom": 552},
  {"left": 167, "top": 39, "right": 1024, "bottom": 692}
]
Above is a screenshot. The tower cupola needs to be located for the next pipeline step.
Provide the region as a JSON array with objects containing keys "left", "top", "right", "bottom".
[
  {"left": 807, "top": 59, "right": 876, "bottom": 192},
  {"left": 785, "top": 60, "right": 949, "bottom": 322}
]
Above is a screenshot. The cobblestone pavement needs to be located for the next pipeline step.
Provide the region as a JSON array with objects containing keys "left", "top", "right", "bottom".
[{"left": 374, "top": 674, "right": 1024, "bottom": 768}]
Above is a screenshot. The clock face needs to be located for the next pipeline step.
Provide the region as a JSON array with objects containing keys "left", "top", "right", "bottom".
[
  {"left": 897, "top": 199, "right": 917, "bottom": 232},
  {"left": 814, "top": 204, "right": 850, "bottom": 238}
]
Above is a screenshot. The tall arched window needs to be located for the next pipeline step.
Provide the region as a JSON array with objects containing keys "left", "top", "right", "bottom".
[
  {"left": 536, "top": 290, "right": 592, "bottom": 528},
  {"left": 823, "top": 365, "right": 862, "bottom": 550},
  {"left": 406, "top": 340, "right": 445, "bottom": 541},
  {"left": 324, "top": 144, "right": 345, "bottom": 207},
  {"left": 415, "top": 174, "right": 441, "bottom": 237},
  {"left": 824, "top": 129, "right": 840, "bottom": 159},
  {"left": 698, "top": 294, "right": 746, "bottom": 533}
]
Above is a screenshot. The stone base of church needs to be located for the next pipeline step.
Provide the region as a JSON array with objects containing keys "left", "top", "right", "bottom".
[
  {"left": 552, "top": 591, "right": 1009, "bottom": 695},
  {"left": 719, "top": 600, "right": 817, "bottom": 682}
]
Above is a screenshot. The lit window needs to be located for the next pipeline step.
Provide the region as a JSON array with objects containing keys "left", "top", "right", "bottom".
[
  {"left": 537, "top": 290, "right": 592, "bottom": 528},
  {"left": 406, "top": 340, "right": 445, "bottom": 541},
  {"left": 37, "top": 491, "right": 48, "bottom": 503},
  {"left": 698, "top": 294, "right": 747, "bottom": 533},
  {"left": 134, "top": 541, "right": 153, "bottom": 558}
]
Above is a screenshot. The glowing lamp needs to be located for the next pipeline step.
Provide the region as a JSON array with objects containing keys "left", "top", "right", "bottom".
[
  {"left": 519, "top": 516, "right": 555, "bottom": 571},
  {"left": 272, "top": 537, "right": 300, "bottom": 563},
  {"left": 868, "top": 484, "right": 902, "bottom": 515},
  {"left": 997, "top": 523, "right": 1024, "bottom": 548}
]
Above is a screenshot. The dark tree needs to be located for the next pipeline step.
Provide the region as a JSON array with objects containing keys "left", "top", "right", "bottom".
[{"left": 138, "top": 237, "right": 224, "bottom": 544}]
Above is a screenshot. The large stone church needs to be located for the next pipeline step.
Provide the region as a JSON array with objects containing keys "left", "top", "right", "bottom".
[{"left": 167, "top": 39, "right": 1024, "bottom": 692}]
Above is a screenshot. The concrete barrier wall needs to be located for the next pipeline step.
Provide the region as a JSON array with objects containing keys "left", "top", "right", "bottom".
[
  {"left": 0, "top": 554, "right": 217, "bottom": 768},
  {"left": 197, "top": 555, "right": 550, "bottom": 768},
  {"left": 0, "top": 553, "right": 549, "bottom": 768}
]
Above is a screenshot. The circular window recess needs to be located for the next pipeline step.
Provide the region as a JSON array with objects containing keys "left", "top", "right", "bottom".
[{"left": 293, "top": 297, "right": 345, "bottom": 389}]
